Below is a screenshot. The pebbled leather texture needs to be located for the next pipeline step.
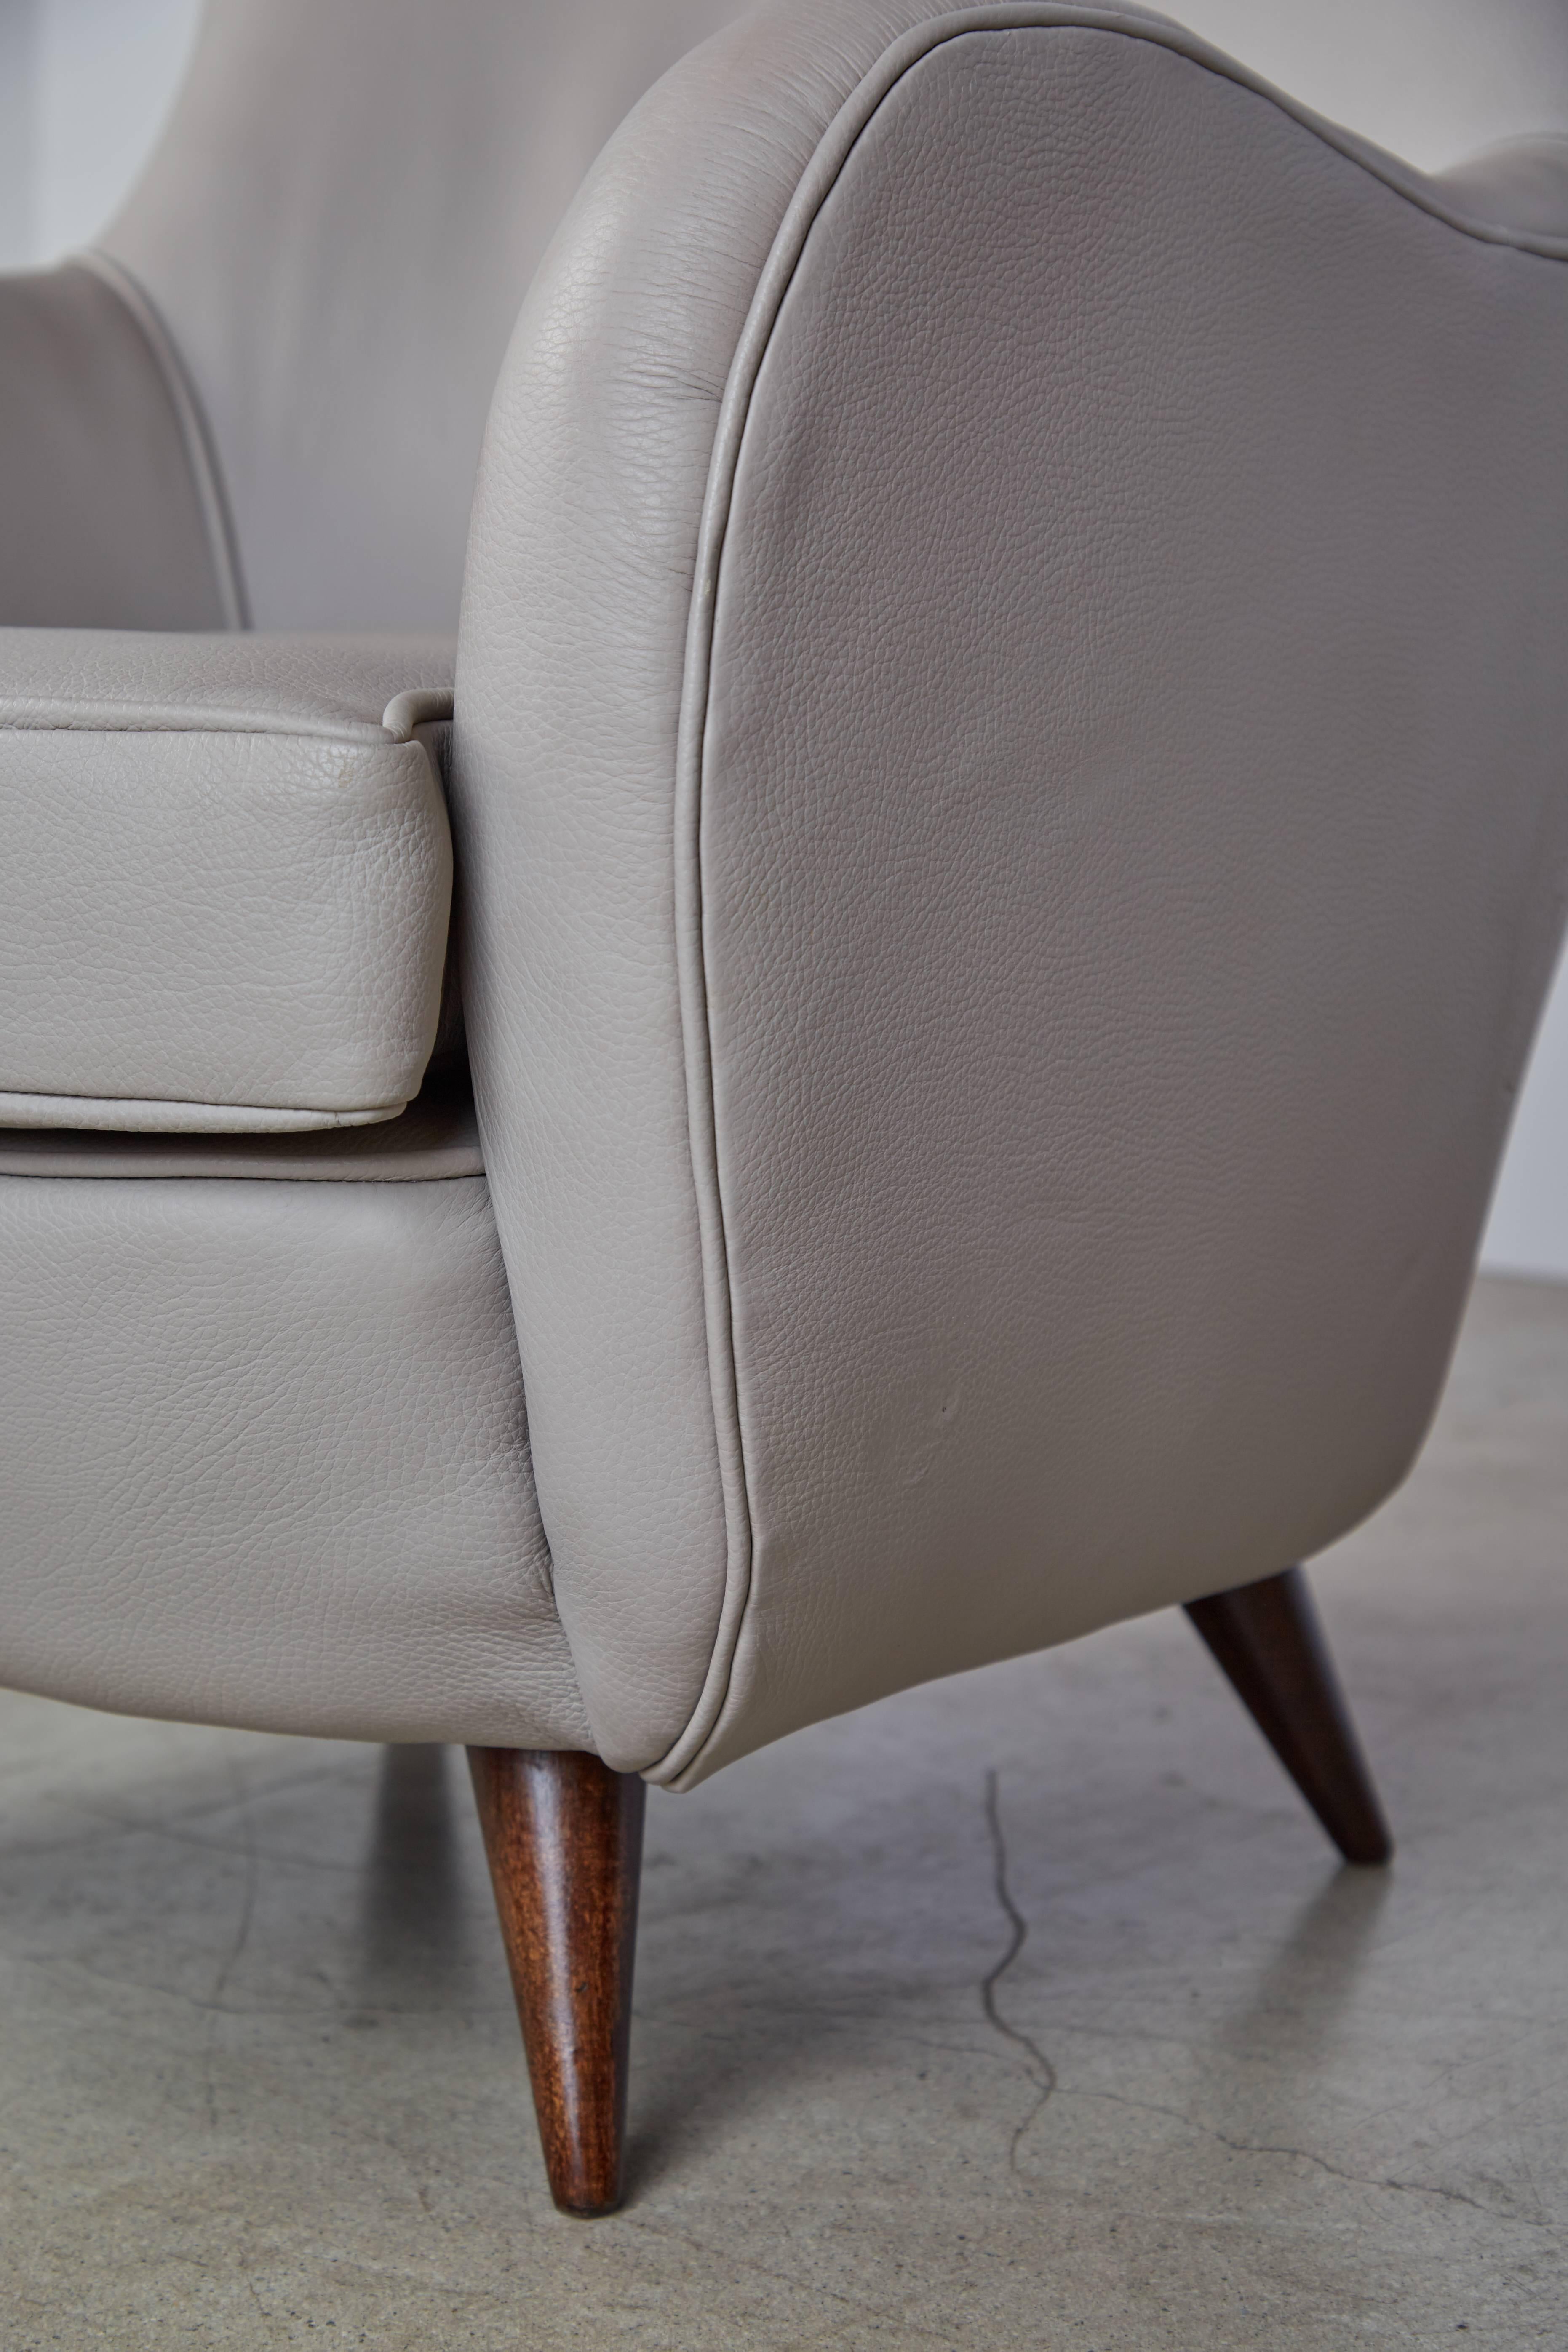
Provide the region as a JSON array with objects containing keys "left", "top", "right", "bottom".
[
  {"left": 0, "top": 1171, "right": 589, "bottom": 1747},
  {"left": 0, "top": 261, "right": 235, "bottom": 631},
  {"left": 0, "top": 630, "right": 456, "bottom": 1129},
  {"left": 454, "top": 2, "right": 1568, "bottom": 1781}
]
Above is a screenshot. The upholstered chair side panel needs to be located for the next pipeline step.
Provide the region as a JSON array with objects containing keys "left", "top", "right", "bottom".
[
  {"left": 0, "top": 1172, "right": 590, "bottom": 1750},
  {"left": 0, "top": 262, "right": 233, "bottom": 630},
  {"left": 680, "top": 25, "right": 1568, "bottom": 1780},
  {"left": 455, "top": 3, "right": 1568, "bottom": 1778}
]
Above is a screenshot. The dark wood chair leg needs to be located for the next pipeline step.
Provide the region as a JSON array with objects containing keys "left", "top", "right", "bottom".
[
  {"left": 467, "top": 1746, "right": 646, "bottom": 2217},
  {"left": 1184, "top": 1567, "right": 1392, "bottom": 1865}
]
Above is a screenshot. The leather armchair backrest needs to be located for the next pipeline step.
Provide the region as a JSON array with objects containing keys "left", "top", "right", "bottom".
[
  {"left": 0, "top": 259, "right": 238, "bottom": 629},
  {"left": 99, "top": 0, "right": 746, "bottom": 630}
]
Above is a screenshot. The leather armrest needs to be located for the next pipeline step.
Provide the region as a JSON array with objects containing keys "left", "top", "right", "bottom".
[
  {"left": 454, "top": 0, "right": 1568, "bottom": 1781},
  {"left": 0, "top": 629, "right": 454, "bottom": 1132}
]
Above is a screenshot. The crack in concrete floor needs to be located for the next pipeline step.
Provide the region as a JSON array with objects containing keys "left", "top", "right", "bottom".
[{"left": 979, "top": 1767, "right": 1058, "bottom": 2172}]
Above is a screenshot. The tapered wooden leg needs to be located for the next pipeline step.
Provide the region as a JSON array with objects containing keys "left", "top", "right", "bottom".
[
  {"left": 1184, "top": 1567, "right": 1392, "bottom": 1865},
  {"left": 467, "top": 1747, "right": 646, "bottom": 2217}
]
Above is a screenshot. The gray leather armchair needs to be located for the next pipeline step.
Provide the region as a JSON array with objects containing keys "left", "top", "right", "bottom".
[{"left": 3, "top": 0, "right": 1566, "bottom": 2217}]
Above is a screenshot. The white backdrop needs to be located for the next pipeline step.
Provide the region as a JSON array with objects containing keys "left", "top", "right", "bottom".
[
  {"left": 0, "top": 0, "right": 202, "bottom": 266},
  {"left": 1485, "top": 956, "right": 1568, "bottom": 1277},
  {"left": 1, "top": 0, "right": 1563, "bottom": 1277}
]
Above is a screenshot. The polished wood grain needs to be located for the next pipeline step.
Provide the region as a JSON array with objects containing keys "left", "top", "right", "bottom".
[
  {"left": 467, "top": 1747, "right": 646, "bottom": 2216},
  {"left": 1184, "top": 1566, "right": 1392, "bottom": 1864}
]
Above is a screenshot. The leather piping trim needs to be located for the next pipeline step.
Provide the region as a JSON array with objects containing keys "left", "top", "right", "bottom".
[
  {"left": 382, "top": 687, "right": 456, "bottom": 739},
  {"left": 0, "top": 1081, "right": 481, "bottom": 1177},
  {"left": 650, "top": 2, "right": 1568, "bottom": 1789},
  {"left": 0, "top": 1092, "right": 406, "bottom": 1135},
  {"left": 0, "top": 706, "right": 439, "bottom": 745},
  {"left": 77, "top": 248, "right": 252, "bottom": 630}
]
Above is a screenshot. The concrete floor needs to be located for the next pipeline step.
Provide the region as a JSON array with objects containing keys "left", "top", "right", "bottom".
[{"left": 1, "top": 1277, "right": 1565, "bottom": 2349}]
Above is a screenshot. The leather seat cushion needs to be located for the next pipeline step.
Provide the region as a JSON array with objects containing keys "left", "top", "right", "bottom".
[{"left": 0, "top": 629, "right": 456, "bottom": 1132}]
